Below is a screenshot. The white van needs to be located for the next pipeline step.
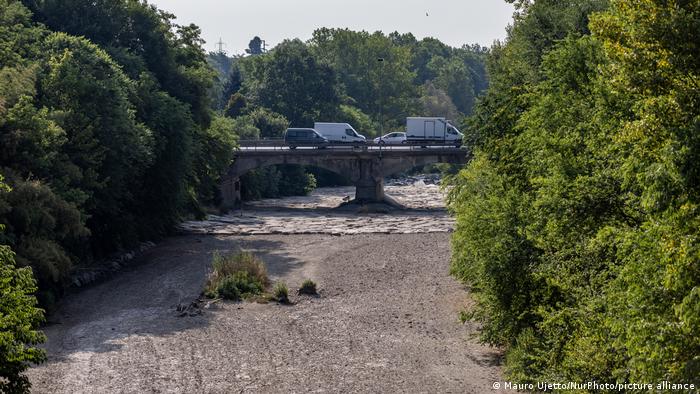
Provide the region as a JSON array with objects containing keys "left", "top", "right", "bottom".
[{"left": 314, "top": 122, "right": 366, "bottom": 143}]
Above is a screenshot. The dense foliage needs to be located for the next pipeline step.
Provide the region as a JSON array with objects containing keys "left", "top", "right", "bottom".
[
  {"left": 448, "top": 0, "right": 699, "bottom": 386},
  {"left": 0, "top": 176, "right": 46, "bottom": 394},
  {"left": 212, "top": 29, "right": 488, "bottom": 135},
  {"left": 1, "top": 0, "right": 237, "bottom": 307}
]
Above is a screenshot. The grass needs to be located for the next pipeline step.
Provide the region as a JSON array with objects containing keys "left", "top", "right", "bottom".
[
  {"left": 205, "top": 251, "right": 269, "bottom": 300},
  {"left": 458, "top": 310, "right": 472, "bottom": 324},
  {"left": 298, "top": 279, "right": 318, "bottom": 295},
  {"left": 272, "top": 282, "right": 290, "bottom": 304}
]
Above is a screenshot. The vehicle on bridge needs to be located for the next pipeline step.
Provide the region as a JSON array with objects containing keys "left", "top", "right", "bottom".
[
  {"left": 284, "top": 128, "right": 329, "bottom": 149},
  {"left": 373, "top": 132, "right": 407, "bottom": 145},
  {"left": 405, "top": 117, "right": 463, "bottom": 147},
  {"left": 314, "top": 122, "right": 366, "bottom": 144}
]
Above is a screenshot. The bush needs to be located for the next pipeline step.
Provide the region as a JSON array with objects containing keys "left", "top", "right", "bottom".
[
  {"left": 215, "top": 276, "right": 242, "bottom": 300},
  {"left": 273, "top": 282, "right": 289, "bottom": 304},
  {"left": 298, "top": 279, "right": 318, "bottom": 295},
  {"left": 205, "top": 251, "right": 269, "bottom": 300},
  {"left": 0, "top": 243, "right": 47, "bottom": 394}
]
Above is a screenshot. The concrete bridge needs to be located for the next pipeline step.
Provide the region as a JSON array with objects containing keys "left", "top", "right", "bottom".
[{"left": 220, "top": 143, "right": 470, "bottom": 208}]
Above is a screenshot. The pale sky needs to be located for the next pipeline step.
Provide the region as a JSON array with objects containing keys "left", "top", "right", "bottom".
[{"left": 148, "top": 0, "right": 515, "bottom": 55}]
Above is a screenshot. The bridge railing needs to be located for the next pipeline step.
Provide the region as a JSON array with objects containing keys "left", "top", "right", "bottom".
[{"left": 237, "top": 139, "right": 463, "bottom": 151}]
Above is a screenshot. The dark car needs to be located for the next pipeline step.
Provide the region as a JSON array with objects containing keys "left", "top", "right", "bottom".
[{"left": 284, "top": 128, "right": 329, "bottom": 149}]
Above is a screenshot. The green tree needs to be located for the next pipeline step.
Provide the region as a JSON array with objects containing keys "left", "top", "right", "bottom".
[
  {"left": 410, "top": 37, "right": 451, "bottom": 83},
  {"left": 224, "top": 92, "right": 247, "bottom": 118},
  {"left": 0, "top": 176, "right": 46, "bottom": 394},
  {"left": 246, "top": 36, "right": 264, "bottom": 55},
  {"left": 40, "top": 32, "right": 155, "bottom": 252},
  {"left": 448, "top": 0, "right": 700, "bottom": 386},
  {"left": 336, "top": 104, "right": 376, "bottom": 137},
  {"left": 1, "top": 0, "right": 238, "bottom": 310},
  {"left": 132, "top": 76, "right": 196, "bottom": 237},
  {"left": 587, "top": 0, "right": 700, "bottom": 382},
  {"left": 278, "top": 166, "right": 316, "bottom": 196},
  {"left": 243, "top": 39, "right": 341, "bottom": 127},
  {"left": 29, "top": 0, "right": 215, "bottom": 125},
  {"left": 191, "top": 115, "right": 238, "bottom": 210},
  {"left": 245, "top": 107, "right": 288, "bottom": 139},
  {"left": 0, "top": 176, "right": 89, "bottom": 306},
  {"left": 429, "top": 56, "right": 475, "bottom": 114},
  {"left": 229, "top": 116, "right": 260, "bottom": 140},
  {"left": 309, "top": 28, "right": 418, "bottom": 129},
  {"left": 419, "top": 81, "right": 460, "bottom": 121}
]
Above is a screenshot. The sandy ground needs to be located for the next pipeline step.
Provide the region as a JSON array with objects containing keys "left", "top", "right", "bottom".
[{"left": 27, "top": 184, "right": 502, "bottom": 393}]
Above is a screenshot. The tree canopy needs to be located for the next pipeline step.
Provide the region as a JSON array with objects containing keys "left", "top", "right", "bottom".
[
  {"left": 448, "top": 0, "right": 699, "bottom": 385},
  {"left": 210, "top": 30, "right": 489, "bottom": 136},
  {"left": 1, "top": 0, "right": 237, "bottom": 309}
]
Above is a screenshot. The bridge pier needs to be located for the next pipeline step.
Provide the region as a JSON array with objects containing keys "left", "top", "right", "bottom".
[
  {"left": 355, "top": 176, "right": 385, "bottom": 203},
  {"left": 352, "top": 158, "right": 385, "bottom": 203},
  {"left": 221, "top": 175, "right": 242, "bottom": 209}
]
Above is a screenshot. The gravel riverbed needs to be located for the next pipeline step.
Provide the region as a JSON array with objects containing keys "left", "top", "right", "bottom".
[{"left": 28, "top": 183, "right": 502, "bottom": 393}]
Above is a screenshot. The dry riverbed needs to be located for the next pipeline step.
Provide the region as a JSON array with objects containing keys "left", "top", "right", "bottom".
[
  {"left": 181, "top": 180, "right": 454, "bottom": 236},
  {"left": 28, "top": 182, "right": 502, "bottom": 393}
]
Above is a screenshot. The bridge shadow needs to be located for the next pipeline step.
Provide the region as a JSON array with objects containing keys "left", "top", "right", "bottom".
[
  {"left": 237, "top": 187, "right": 448, "bottom": 214},
  {"left": 38, "top": 234, "right": 306, "bottom": 363},
  {"left": 235, "top": 205, "right": 448, "bottom": 214},
  {"left": 236, "top": 200, "right": 449, "bottom": 214}
]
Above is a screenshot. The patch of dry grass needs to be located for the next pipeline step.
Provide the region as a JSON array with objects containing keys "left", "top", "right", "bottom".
[{"left": 205, "top": 251, "right": 269, "bottom": 300}]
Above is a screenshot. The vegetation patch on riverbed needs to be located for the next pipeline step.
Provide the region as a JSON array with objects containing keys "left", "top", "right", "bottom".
[
  {"left": 204, "top": 251, "right": 269, "bottom": 301},
  {"left": 298, "top": 279, "right": 318, "bottom": 296},
  {"left": 204, "top": 252, "right": 312, "bottom": 305}
]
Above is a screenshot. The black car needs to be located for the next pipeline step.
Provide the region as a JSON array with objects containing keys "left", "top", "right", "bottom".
[{"left": 284, "top": 128, "right": 329, "bottom": 149}]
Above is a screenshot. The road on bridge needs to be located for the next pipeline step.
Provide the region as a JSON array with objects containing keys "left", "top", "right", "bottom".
[{"left": 237, "top": 140, "right": 465, "bottom": 152}]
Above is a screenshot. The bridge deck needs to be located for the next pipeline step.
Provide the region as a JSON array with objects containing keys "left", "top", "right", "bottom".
[{"left": 236, "top": 140, "right": 468, "bottom": 157}]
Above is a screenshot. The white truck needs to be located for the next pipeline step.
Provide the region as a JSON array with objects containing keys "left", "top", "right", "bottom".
[
  {"left": 314, "top": 122, "right": 366, "bottom": 143},
  {"left": 405, "top": 117, "right": 463, "bottom": 146}
]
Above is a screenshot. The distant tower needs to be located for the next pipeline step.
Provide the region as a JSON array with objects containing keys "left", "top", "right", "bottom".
[{"left": 216, "top": 37, "right": 227, "bottom": 54}]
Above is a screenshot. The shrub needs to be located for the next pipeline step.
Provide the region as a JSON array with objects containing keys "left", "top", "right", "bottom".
[
  {"left": 298, "top": 279, "right": 318, "bottom": 295},
  {"left": 0, "top": 244, "right": 47, "bottom": 393},
  {"left": 272, "top": 282, "right": 289, "bottom": 304},
  {"left": 232, "top": 271, "right": 264, "bottom": 296},
  {"left": 205, "top": 251, "right": 269, "bottom": 300},
  {"left": 215, "top": 276, "right": 242, "bottom": 301}
]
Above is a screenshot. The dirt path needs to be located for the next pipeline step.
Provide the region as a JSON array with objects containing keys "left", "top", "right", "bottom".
[{"left": 28, "top": 233, "right": 501, "bottom": 393}]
